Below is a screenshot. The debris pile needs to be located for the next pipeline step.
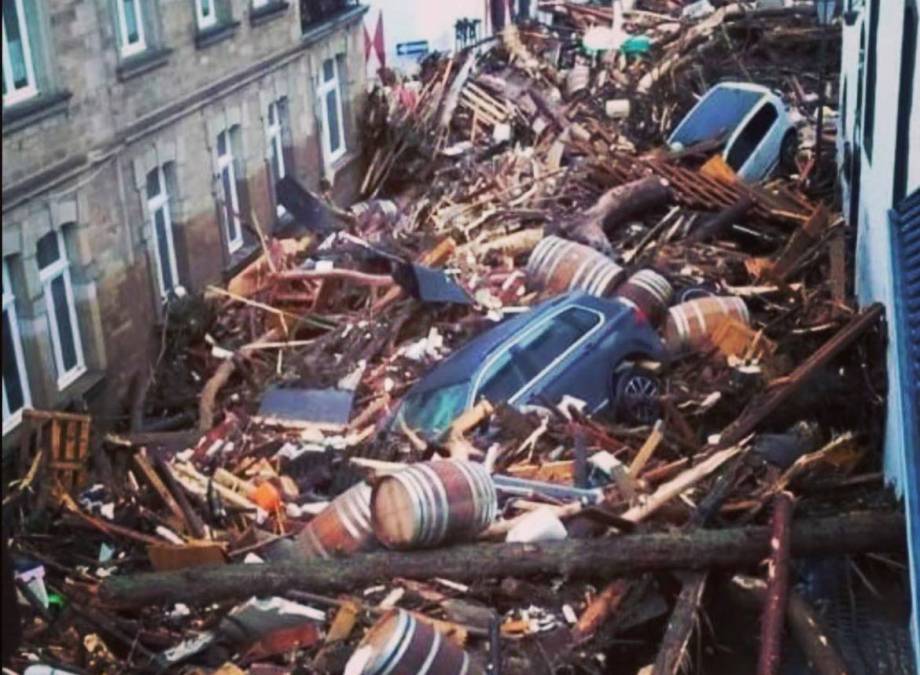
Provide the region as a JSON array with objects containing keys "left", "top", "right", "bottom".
[{"left": 4, "top": 5, "right": 908, "bottom": 675}]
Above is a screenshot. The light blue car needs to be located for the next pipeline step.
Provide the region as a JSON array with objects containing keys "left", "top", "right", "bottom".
[{"left": 668, "top": 82, "right": 798, "bottom": 182}]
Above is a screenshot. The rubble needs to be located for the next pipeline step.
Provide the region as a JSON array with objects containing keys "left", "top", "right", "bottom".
[{"left": 2, "top": 4, "right": 907, "bottom": 675}]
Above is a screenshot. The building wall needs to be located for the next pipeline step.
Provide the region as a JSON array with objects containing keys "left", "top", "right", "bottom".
[
  {"left": 837, "top": 0, "right": 920, "bottom": 657},
  {"left": 840, "top": 1, "right": 919, "bottom": 482},
  {"left": 2, "top": 0, "right": 368, "bottom": 447}
]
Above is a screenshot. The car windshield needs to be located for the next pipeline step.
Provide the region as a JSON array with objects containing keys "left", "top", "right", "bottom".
[
  {"left": 397, "top": 381, "right": 471, "bottom": 438},
  {"left": 669, "top": 86, "right": 764, "bottom": 147}
]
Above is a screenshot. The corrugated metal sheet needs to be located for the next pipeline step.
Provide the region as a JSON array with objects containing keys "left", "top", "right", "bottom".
[{"left": 890, "top": 187, "right": 920, "bottom": 662}]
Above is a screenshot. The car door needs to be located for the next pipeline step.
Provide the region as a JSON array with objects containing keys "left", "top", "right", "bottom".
[
  {"left": 725, "top": 99, "right": 781, "bottom": 181},
  {"left": 507, "top": 305, "right": 606, "bottom": 410}
]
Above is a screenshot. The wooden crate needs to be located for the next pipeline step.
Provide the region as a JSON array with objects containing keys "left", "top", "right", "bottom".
[{"left": 19, "top": 409, "right": 92, "bottom": 497}]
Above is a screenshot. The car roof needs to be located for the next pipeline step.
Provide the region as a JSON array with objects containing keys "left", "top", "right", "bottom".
[
  {"left": 406, "top": 291, "right": 620, "bottom": 394},
  {"left": 711, "top": 81, "right": 773, "bottom": 95},
  {"left": 668, "top": 81, "right": 783, "bottom": 148}
]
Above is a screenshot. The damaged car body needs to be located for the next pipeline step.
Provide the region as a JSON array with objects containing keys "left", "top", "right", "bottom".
[
  {"left": 668, "top": 81, "right": 798, "bottom": 182},
  {"left": 396, "top": 291, "right": 668, "bottom": 440}
]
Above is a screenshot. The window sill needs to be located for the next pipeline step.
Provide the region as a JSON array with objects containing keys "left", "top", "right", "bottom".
[
  {"left": 57, "top": 365, "right": 89, "bottom": 392},
  {"left": 325, "top": 148, "right": 361, "bottom": 181},
  {"left": 2, "top": 408, "right": 26, "bottom": 437},
  {"left": 116, "top": 47, "right": 173, "bottom": 82},
  {"left": 225, "top": 240, "right": 262, "bottom": 278},
  {"left": 195, "top": 21, "right": 241, "bottom": 49},
  {"left": 251, "top": 1, "right": 290, "bottom": 26},
  {"left": 2, "top": 90, "right": 73, "bottom": 136},
  {"left": 46, "top": 369, "right": 105, "bottom": 412}
]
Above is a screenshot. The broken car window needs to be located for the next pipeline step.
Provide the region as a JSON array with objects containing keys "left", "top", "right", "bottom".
[{"left": 727, "top": 102, "right": 779, "bottom": 171}]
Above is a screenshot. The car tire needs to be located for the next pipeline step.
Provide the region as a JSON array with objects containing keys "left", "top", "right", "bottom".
[
  {"left": 613, "top": 365, "right": 661, "bottom": 426},
  {"left": 779, "top": 130, "right": 799, "bottom": 174}
]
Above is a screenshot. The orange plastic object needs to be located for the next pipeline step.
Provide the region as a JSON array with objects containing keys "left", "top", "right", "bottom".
[{"left": 249, "top": 482, "right": 282, "bottom": 511}]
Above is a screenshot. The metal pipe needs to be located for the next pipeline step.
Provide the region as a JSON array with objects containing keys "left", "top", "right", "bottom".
[{"left": 492, "top": 474, "right": 605, "bottom": 504}]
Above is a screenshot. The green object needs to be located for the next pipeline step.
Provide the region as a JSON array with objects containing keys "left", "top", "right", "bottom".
[
  {"left": 621, "top": 35, "right": 651, "bottom": 56},
  {"left": 47, "top": 593, "right": 65, "bottom": 608}
]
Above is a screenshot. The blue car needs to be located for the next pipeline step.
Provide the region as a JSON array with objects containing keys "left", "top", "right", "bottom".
[{"left": 396, "top": 291, "right": 668, "bottom": 440}]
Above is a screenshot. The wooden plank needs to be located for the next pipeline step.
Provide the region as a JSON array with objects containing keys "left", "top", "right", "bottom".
[
  {"left": 77, "top": 419, "right": 91, "bottom": 489},
  {"left": 50, "top": 419, "right": 62, "bottom": 490},
  {"left": 718, "top": 304, "right": 884, "bottom": 448},
  {"left": 630, "top": 421, "right": 664, "bottom": 478},
  {"left": 23, "top": 409, "right": 91, "bottom": 423},
  {"left": 63, "top": 420, "right": 78, "bottom": 490},
  {"left": 132, "top": 453, "right": 190, "bottom": 533}
]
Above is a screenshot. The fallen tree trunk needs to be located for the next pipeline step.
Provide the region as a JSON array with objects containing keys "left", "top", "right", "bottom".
[
  {"left": 99, "top": 511, "right": 903, "bottom": 609},
  {"left": 564, "top": 176, "right": 673, "bottom": 252},
  {"left": 652, "top": 571, "right": 707, "bottom": 675},
  {"left": 686, "top": 195, "right": 755, "bottom": 244},
  {"left": 730, "top": 574, "right": 852, "bottom": 675},
  {"left": 757, "top": 491, "right": 795, "bottom": 675},
  {"left": 198, "top": 328, "right": 281, "bottom": 431}
]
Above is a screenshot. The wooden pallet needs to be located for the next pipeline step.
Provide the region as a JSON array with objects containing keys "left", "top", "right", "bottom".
[{"left": 19, "top": 409, "right": 92, "bottom": 499}]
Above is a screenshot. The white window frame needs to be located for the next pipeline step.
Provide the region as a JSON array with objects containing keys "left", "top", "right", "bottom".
[
  {"left": 253, "top": 0, "right": 270, "bottom": 8},
  {"left": 37, "top": 231, "right": 86, "bottom": 390},
  {"left": 266, "top": 99, "right": 287, "bottom": 217},
  {"left": 217, "top": 130, "right": 244, "bottom": 254},
  {"left": 2, "top": 261, "right": 31, "bottom": 435},
  {"left": 146, "top": 166, "right": 180, "bottom": 298},
  {"left": 195, "top": 0, "right": 218, "bottom": 30},
  {"left": 318, "top": 58, "right": 346, "bottom": 166},
  {"left": 2, "top": 0, "right": 39, "bottom": 107},
  {"left": 116, "top": 0, "right": 146, "bottom": 58}
]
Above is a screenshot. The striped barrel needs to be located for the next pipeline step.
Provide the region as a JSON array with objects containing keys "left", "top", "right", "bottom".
[
  {"left": 345, "top": 609, "right": 480, "bottom": 675},
  {"left": 616, "top": 269, "right": 674, "bottom": 326},
  {"left": 294, "top": 482, "right": 376, "bottom": 559},
  {"left": 371, "top": 460, "right": 497, "bottom": 550},
  {"left": 664, "top": 296, "right": 750, "bottom": 354},
  {"left": 527, "top": 236, "right": 625, "bottom": 298},
  {"left": 566, "top": 63, "right": 591, "bottom": 97}
]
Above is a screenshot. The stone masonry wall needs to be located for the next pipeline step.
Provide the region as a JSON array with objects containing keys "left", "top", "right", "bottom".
[{"left": 1, "top": 1, "right": 367, "bottom": 448}]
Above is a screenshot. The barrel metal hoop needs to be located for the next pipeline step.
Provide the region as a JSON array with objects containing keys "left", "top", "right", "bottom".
[
  {"left": 451, "top": 460, "right": 486, "bottom": 529},
  {"left": 393, "top": 468, "right": 430, "bottom": 546},
  {"left": 373, "top": 611, "right": 415, "bottom": 675},
  {"left": 301, "top": 524, "right": 331, "bottom": 559},
  {"left": 337, "top": 488, "right": 369, "bottom": 541},
  {"left": 418, "top": 462, "right": 451, "bottom": 545},
  {"left": 416, "top": 623, "right": 443, "bottom": 675}
]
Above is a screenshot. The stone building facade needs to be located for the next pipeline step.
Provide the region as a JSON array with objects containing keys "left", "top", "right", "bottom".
[{"left": 1, "top": 0, "right": 368, "bottom": 446}]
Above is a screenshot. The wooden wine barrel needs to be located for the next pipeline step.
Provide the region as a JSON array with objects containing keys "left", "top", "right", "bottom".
[
  {"left": 294, "top": 482, "right": 376, "bottom": 560},
  {"left": 566, "top": 63, "right": 591, "bottom": 97},
  {"left": 664, "top": 296, "right": 750, "bottom": 353},
  {"left": 527, "top": 236, "right": 625, "bottom": 298},
  {"left": 345, "top": 609, "right": 480, "bottom": 675},
  {"left": 371, "top": 460, "right": 497, "bottom": 550},
  {"left": 616, "top": 269, "right": 673, "bottom": 326}
]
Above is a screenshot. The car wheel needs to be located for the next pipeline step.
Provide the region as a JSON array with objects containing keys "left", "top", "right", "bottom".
[
  {"left": 613, "top": 366, "right": 661, "bottom": 425},
  {"left": 779, "top": 130, "right": 799, "bottom": 174}
]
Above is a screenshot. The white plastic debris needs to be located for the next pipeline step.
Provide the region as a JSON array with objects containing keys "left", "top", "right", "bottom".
[
  {"left": 493, "top": 122, "right": 512, "bottom": 143},
  {"left": 562, "top": 604, "right": 578, "bottom": 625},
  {"left": 506, "top": 508, "right": 568, "bottom": 543},
  {"left": 682, "top": 0, "right": 715, "bottom": 19},
  {"left": 169, "top": 603, "right": 192, "bottom": 618}
]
